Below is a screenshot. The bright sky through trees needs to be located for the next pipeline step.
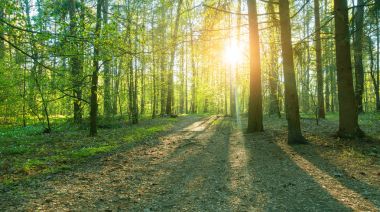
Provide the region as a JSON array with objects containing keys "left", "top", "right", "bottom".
[
  {"left": 0, "top": 0, "right": 380, "bottom": 210},
  {"left": 223, "top": 40, "right": 243, "bottom": 65}
]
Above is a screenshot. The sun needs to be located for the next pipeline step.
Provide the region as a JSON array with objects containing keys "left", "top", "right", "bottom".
[{"left": 223, "top": 41, "right": 243, "bottom": 65}]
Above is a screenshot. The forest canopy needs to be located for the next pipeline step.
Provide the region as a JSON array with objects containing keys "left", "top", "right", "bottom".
[
  {"left": 1, "top": 1, "right": 380, "bottom": 210},
  {"left": 0, "top": 0, "right": 378, "bottom": 139}
]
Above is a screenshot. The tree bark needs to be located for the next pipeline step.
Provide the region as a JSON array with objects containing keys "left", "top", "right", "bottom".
[
  {"left": 333, "top": 0, "right": 363, "bottom": 138},
  {"left": 190, "top": 22, "right": 197, "bottom": 114},
  {"left": 247, "top": 0, "right": 263, "bottom": 132},
  {"left": 166, "top": 0, "right": 183, "bottom": 115},
  {"left": 353, "top": 0, "right": 365, "bottom": 113},
  {"left": 151, "top": 12, "right": 157, "bottom": 118},
  {"left": 0, "top": 3, "right": 4, "bottom": 59},
  {"left": 90, "top": 0, "right": 102, "bottom": 136},
  {"left": 113, "top": 59, "right": 121, "bottom": 115},
  {"left": 159, "top": 4, "right": 167, "bottom": 115},
  {"left": 69, "top": 0, "right": 83, "bottom": 123},
  {"left": 279, "top": 0, "right": 306, "bottom": 144},
  {"left": 368, "top": 35, "right": 380, "bottom": 113},
  {"left": 377, "top": 9, "right": 380, "bottom": 111},
  {"left": 103, "top": 0, "right": 112, "bottom": 118},
  {"left": 179, "top": 42, "right": 185, "bottom": 114},
  {"left": 314, "top": 0, "right": 325, "bottom": 118},
  {"left": 140, "top": 50, "right": 145, "bottom": 115},
  {"left": 267, "top": 2, "right": 281, "bottom": 118},
  {"left": 229, "top": 9, "right": 236, "bottom": 118}
]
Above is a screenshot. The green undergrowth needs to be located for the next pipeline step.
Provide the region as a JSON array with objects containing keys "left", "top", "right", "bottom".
[{"left": 0, "top": 115, "right": 191, "bottom": 186}]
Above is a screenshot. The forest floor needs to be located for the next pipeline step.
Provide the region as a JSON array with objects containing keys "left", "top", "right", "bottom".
[{"left": 1, "top": 114, "right": 380, "bottom": 211}]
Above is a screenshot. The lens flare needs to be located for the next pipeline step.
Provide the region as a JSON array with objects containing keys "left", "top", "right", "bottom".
[{"left": 223, "top": 41, "right": 243, "bottom": 65}]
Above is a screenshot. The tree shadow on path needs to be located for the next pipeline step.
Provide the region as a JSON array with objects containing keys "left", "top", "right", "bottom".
[
  {"left": 3, "top": 116, "right": 378, "bottom": 211},
  {"left": 0, "top": 115, "right": 208, "bottom": 211},
  {"left": 235, "top": 130, "right": 351, "bottom": 211},
  {"left": 289, "top": 141, "right": 380, "bottom": 209}
]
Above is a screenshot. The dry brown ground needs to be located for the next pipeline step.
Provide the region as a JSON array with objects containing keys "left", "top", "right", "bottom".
[{"left": 1, "top": 115, "right": 379, "bottom": 211}]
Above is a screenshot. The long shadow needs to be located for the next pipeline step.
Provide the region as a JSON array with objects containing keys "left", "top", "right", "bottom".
[
  {"left": 4, "top": 116, "right": 374, "bottom": 211},
  {"left": 129, "top": 116, "right": 351, "bottom": 211},
  {"left": 128, "top": 117, "right": 354, "bottom": 211},
  {"left": 292, "top": 118, "right": 380, "bottom": 208},
  {"left": 127, "top": 116, "right": 233, "bottom": 211},
  {"left": 0, "top": 115, "right": 207, "bottom": 211},
  {"left": 241, "top": 131, "right": 352, "bottom": 211},
  {"left": 291, "top": 142, "right": 380, "bottom": 208}
]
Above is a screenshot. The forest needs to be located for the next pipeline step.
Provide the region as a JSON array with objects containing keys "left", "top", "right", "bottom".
[{"left": 0, "top": 0, "right": 380, "bottom": 211}]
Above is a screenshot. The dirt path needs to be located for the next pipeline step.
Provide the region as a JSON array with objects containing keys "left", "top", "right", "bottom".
[{"left": 1, "top": 116, "right": 379, "bottom": 211}]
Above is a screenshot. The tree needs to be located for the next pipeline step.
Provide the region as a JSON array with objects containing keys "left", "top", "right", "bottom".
[
  {"left": 353, "top": 0, "right": 365, "bottom": 113},
  {"left": 314, "top": 0, "right": 325, "bottom": 118},
  {"left": 247, "top": 0, "right": 263, "bottom": 132},
  {"left": 279, "top": 0, "right": 307, "bottom": 144},
  {"left": 333, "top": 0, "right": 363, "bottom": 138},
  {"left": 166, "top": 0, "right": 183, "bottom": 115},
  {"left": 103, "top": 0, "right": 112, "bottom": 118},
  {"left": 0, "top": 2, "right": 4, "bottom": 60},
  {"left": 90, "top": 0, "right": 102, "bottom": 136},
  {"left": 190, "top": 21, "right": 197, "bottom": 114},
  {"left": 267, "top": 2, "right": 281, "bottom": 118},
  {"left": 68, "top": 0, "right": 83, "bottom": 124},
  {"left": 371, "top": 4, "right": 380, "bottom": 111}
]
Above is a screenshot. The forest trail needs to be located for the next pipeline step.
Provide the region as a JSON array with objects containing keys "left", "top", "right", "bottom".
[{"left": 1, "top": 116, "right": 380, "bottom": 211}]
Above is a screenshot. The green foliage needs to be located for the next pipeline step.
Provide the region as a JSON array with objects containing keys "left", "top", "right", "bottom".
[
  {"left": 0, "top": 125, "right": 44, "bottom": 138},
  {"left": 0, "top": 115, "right": 185, "bottom": 185},
  {"left": 0, "top": 145, "right": 30, "bottom": 155},
  {"left": 71, "top": 146, "right": 115, "bottom": 158}
]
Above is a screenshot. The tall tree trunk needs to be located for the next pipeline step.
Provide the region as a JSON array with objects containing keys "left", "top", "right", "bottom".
[
  {"left": 377, "top": 9, "right": 380, "bottom": 111},
  {"left": 333, "top": 0, "right": 363, "bottom": 138},
  {"left": 166, "top": 0, "right": 183, "bottom": 115},
  {"left": 314, "top": 0, "right": 325, "bottom": 118},
  {"left": 330, "top": 35, "right": 337, "bottom": 112},
  {"left": 229, "top": 9, "right": 236, "bottom": 118},
  {"left": 90, "top": 0, "right": 102, "bottom": 136},
  {"left": 236, "top": 0, "right": 242, "bottom": 116},
  {"left": 152, "top": 52, "right": 157, "bottom": 118},
  {"left": 128, "top": 55, "right": 133, "bottom": 120},
  {"left": 369, "top": 35, "right": 379, "bottom": 113},
  {"left": 103, "top": 0, "right": 112, "bottom": 118},
  {"left": 267, "top": 2, "right": 281, "bottom": 118},
  {"left": 353, "top": 0, "right": 365, "bottom": 113},
  {"left": 159, "top": 4, "right": 167, "bottom": 115},
  {"left": 247, "top": 0, "right": 263, "bottom": 132},
  {"left": 325, "top": 64, "right": 331, "bottom": 112},
  {"left": 130, "top": 23, "right": 138, "bottom": 124},
  {"left": 126, "top": 5, "right": 133, "bottom": 120},
  {"left": 179, "top": 42, "right": 185, "bottom": 114},
  {"left": 279, "top": 0, "right": 306, "bottom": 144},
  {"left": 140, "top": 52, "right": 145, "bottom": 115},
  {"left": 303, "top": 7, "right": 311, "bottom": 113},
  {"left": 151, "top": 13, "right": 157, "bottom": 118},
  {"left": 113, "top": 59, "right": 121, "bottom": 115},
  {"left": 190, "top": 23, "right": 197, "bottom": 114},
  {"left": 69, "top": 0, "right": 83, "bottom": 123},
  {"left": 133, "top": 54, "right": 138, "bottom": 124},
  {"left": 160, "top": 55, "right": 166, "bottom": 115},
  {"left": 0, "top": 3, "right": 4, "bottom": 59},
  {"left": 185, "top": 31, "right": 188, "bottom": 114}
]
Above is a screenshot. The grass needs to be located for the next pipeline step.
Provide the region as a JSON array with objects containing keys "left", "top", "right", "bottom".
[
  {"left": 1, "top": 112, "right": 378, "bottom": 186},
  {"left": 0, "top": 115, "right": 189, "bottom": 185}
]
